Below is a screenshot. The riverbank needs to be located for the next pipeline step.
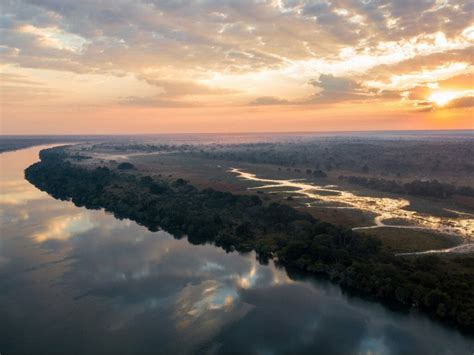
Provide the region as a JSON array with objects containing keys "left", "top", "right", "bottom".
[{"left": 24, "top": 146, "right": 474, "bottom": 330}]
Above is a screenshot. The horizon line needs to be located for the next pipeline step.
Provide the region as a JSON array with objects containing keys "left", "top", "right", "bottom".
[{"left": 1, "top": 128, "right": 473, "bottom": 137}]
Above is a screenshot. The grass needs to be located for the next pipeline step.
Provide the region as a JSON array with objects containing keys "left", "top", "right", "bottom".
[
  {"left": 359, "top": 227, "right": 461, "bottom": 254},
  {"left": 302, "top": 206, "right": 377, "bottom": 228}
]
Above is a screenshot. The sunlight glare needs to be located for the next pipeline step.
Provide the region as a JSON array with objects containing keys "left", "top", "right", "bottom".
[{"left": 429, "top": 91, "right": 459, "bottom": 106}]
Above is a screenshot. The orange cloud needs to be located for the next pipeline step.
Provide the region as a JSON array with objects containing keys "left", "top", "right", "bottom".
[{"left": 1, "top": 0, "right": 473, "bottom": 133}]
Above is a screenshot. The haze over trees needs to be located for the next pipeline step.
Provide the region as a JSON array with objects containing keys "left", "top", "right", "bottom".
[
  {"left": 338, "top": 175, "right": 474, "bottom": 198},
  {"left": 90, "top": 138, "right": 474, "bottom": 190}
]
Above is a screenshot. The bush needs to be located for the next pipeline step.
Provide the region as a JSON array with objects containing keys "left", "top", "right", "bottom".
[{"left": 117, "top": 162, "right": 135, "bottom": 170}]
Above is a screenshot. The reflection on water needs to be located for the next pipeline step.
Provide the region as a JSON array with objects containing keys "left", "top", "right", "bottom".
[
  {"left": 1, "top": 146, "right": 473, "bottom": 354},
  {"left": 230, "top": 169, "right": 474, "bottom": 244}
]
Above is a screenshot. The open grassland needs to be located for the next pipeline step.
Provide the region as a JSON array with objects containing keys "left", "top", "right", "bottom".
[{"left": 359, "top": 228, "right": 462, "bottom": 254}]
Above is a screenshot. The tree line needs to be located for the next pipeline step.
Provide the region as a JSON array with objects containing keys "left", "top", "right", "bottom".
[{"left": 338, "top": 175, "right": 474, "bottom": 198}]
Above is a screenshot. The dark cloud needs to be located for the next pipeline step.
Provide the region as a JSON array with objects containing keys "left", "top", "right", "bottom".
[
  {"left": 249, "top": 96, "right": 290, "bottom": 105},
  {"left": 306, "top": 74, "right": 368, "bottom": 103},
  {"left": 312, "top": 74, "right": 360, "bottom": 92}
]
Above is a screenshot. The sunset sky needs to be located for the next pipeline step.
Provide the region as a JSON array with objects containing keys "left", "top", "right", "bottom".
[{"left": 0, "top": 0, "right": 473, "bottom": 134}]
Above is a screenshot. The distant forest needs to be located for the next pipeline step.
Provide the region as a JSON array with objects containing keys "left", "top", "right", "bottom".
[
  {"left": 85, "top": 139, "right": 474, "bottom": 188},
  {"left": 338, "top": 175, "right": 474, "bottom": 199}
]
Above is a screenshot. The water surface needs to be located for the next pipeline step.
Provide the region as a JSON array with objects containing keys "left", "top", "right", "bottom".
[{"left": 1, "top": 146, "right": 473, "bottom": 354}]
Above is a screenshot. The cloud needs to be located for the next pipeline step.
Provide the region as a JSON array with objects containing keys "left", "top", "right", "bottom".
[
  {"left": 437, "top": 73, "right": 474, "bottom": 89},
  {"left": 312, "top": 74, "right": 360, "bottom": 93},
  {"left": 408, "top": 86, "right": 432, "bottom": 101},
  {"left": 138, "top": 78, "right": 238, "bottom": 98},
  {"left": 366, "top": 47, "right": 474, "bottom": 84},
  {"left": 117, "top": 78, "right": 239, "bottom": 106},
  {"left": 119, "top": 95, "right": 196, "bottom": 108},
  {"left": 415, "top": 95, "right": 473, "bottom": 112},
  {"left": 0, "top": 0, "right": 472, "bottom": 112},
  {"left": 249, "top": 96, "right": 290, "bottom": 105},
  {"left": 306, "top": 74, "right": 367, "bottom": 103},
  {"left": 440, "top": 96, "right": 474, "bottom": 109},
  {"left": 0, "top": 72, "right": 44, "bottom": 86},
  {"left": 0, "top": 72, "right": 63, "bottom": 103}
]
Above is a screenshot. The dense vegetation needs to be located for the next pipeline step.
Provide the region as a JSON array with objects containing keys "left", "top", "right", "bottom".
[
  {"left": 117, "top": 162, "right": 135, "bottom": 170},
  {"left": 25, "top": 147, "right": 474, "bottom": 331},
  {"left": 193, "top": 140, "right": 474, "bottom": 178},
  {"left": 83, "top": 139, "right": 474, "bottom": 181},
  {"left": 339, "top": 175, "right": 474, "bottom": 198}
]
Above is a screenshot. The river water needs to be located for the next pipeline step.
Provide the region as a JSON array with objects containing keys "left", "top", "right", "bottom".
[
  {"left": 1, "top": 146, "right": 473, "bottom": 354},
  {"left": 230, "top": 169, "right": 474, "bottom": 243}
]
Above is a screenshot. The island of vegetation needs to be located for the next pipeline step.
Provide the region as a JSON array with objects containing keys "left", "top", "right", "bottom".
[{"left": 25, "top": 146, "right": 474, "bottom": 331}]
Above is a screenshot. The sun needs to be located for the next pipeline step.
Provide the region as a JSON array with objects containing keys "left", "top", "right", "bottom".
[{"left": 428, "top": 91, "right": 459, "bottom": 106}]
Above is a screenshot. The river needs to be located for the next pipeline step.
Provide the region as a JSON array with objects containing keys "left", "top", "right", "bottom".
[
  {"left": 230, "top": 169, "right": 474, "bottom": 244},
  {"left": 0, "top": 146, "right": 473, "bottom": 354}
]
